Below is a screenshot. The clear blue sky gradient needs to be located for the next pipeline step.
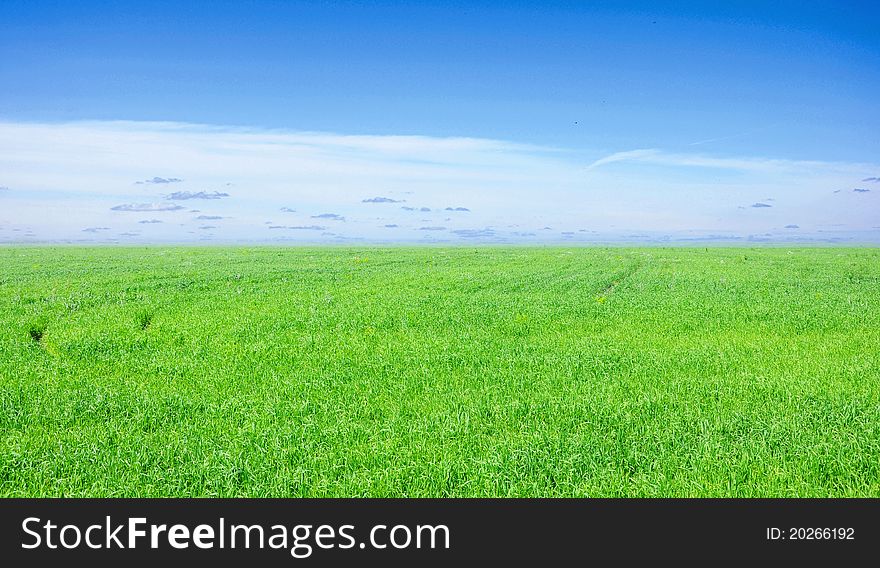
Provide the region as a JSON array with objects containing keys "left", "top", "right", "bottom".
[
  {"left": 1, "top": 1, "right": 878, "bottom": 243},
  {"left": 3, "top": 0, "right": 878, "bottom": 161}
]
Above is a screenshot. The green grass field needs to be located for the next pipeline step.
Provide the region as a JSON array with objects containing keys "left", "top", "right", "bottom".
[{"left": 1, "top": 246, "right": 878, "bottom": 497}]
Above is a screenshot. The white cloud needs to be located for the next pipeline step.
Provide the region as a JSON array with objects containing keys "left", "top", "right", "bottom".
[
  {"left": 587, "top": 147, "right": 876, "bottom": 177},
  {"left": 110, "top": 203, "right": 186, "bottom": 212},
  {"left": 586, "top": 149, "right": 661, "bottom": 170},
  {"left": 0, "top": 120, "right": 878, "bottom": 242}
]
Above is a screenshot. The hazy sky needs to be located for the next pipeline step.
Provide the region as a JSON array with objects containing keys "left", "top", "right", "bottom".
[{"left": 1, "top": 1, "right": 878, "bottom": 243}]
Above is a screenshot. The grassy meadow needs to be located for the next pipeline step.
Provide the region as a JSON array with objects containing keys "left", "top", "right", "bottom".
[{"left": 1, "top": 246, "right": 878, "bottom": 497}]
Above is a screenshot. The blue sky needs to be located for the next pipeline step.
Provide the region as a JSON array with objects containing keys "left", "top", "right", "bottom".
[{"left": 1, "top": 1, "right": 878, "bottom": 243}]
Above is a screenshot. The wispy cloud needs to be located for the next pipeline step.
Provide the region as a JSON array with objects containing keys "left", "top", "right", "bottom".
[
  {"left": 167, "top": 191, "right": 229, "bottom": 200},
  {"left": 111, "top": 203, "right": 185, "bottom": 212},
  {"left": 82, "top": 227, "right": 110, "bottom": 233},
  {"left": 3, "top": 120, "right": 879, "bottom": 243},
  {"left": 862, "top": 177, "right": 880, "bottom": 182},
  {"left": 195, "top": 215, "right": 224, "bottom": 220},
  {"left": 452, "top": 228, "right": 494, "bottom": 238},
  {"left": 587, "top": 148, "right": 877, "bottom": 176},
  {"left": 135, "top": 176, "right": 182, "bottom": 184},
  {"left": 853, "top": 188, "right": 871, "bottom": 193},
  {"left": 268, "top": 225, "right": 326, "bottom": 230},
  {"left": 418, "top": 226, "right": 446, "bottom": 231},
  {"left": 445, "top": 206, "right": 470, "bottom": 212},
  {"left": 586, "top": 149, "right": 660, "bottom": 170},
  {"left": 751, "top": 203, "right": 772, "bottom": 208},
  {"left": 687, "top": 124, "right": 780, "bottom": 147},
  {"left": 363, "top": 196, "right": 404, "bottom": 203},
  {"left": 138, "top": 219, "right": 163, "bottom": 224},
  {"left": 311, "top": 213, "right": 345, "bottom": 221}
]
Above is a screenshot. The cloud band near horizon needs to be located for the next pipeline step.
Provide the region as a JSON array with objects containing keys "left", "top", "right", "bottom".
[{"left": 0, "top": 120, "right": 877, "bottom": 243}]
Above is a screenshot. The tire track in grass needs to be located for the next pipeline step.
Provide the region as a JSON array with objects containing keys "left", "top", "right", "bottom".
[{"left": 596, "top": 259, "right": 645, "bottom": 300}]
